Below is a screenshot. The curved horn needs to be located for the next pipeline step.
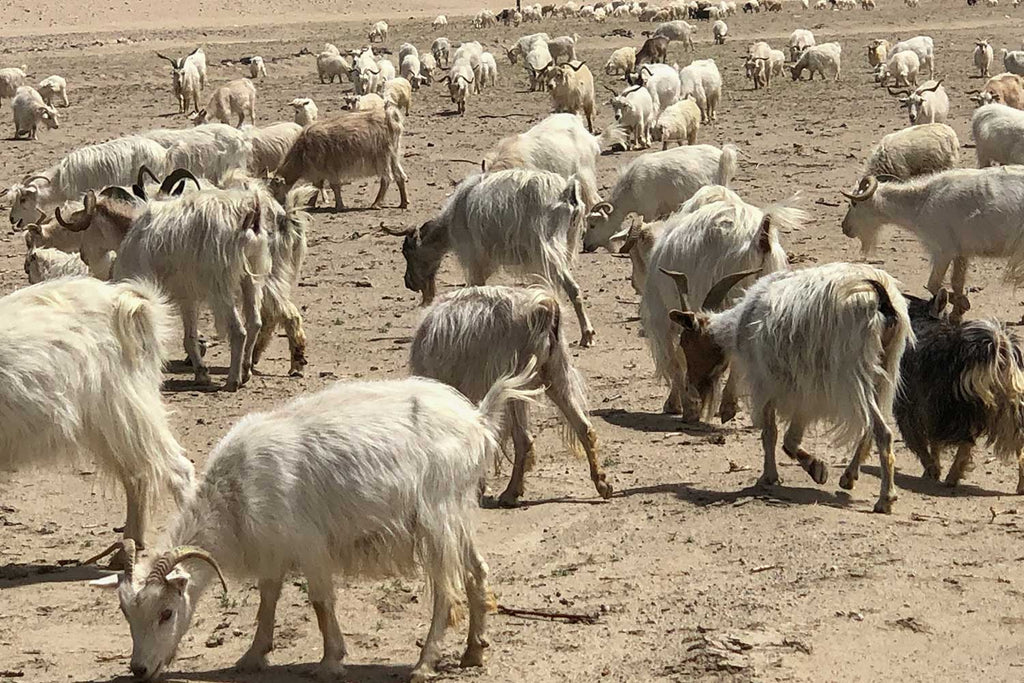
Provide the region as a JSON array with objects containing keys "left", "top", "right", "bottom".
[
  {"left": 23, "top": 174, "right": 50, "bottom": 185},
  {"left": 702, "top": 269, "right": 761, "bottom": 310},
  {"left": 137, "top": 165, "right": 160, "bottom": 189},
  {"left": 368, "top": 65, "right": 381, "bottom": 74},
  {"left": 99, "top": 186, "right": 137, "bottom": 203},
  {"left": 187, "top": 46, "right": 200, "bottom": 56},
  {"left": 887, "top": 86, "right": 911, "bottom": 97},
  {"left": 840, "top": 175, "right": 879, "bottom": 202},
  {"left": 159, "top": 168, "right": 200, "bottom": 195},
  {"left": 54, "top": 205, "right": 75, "bottom": 228},
  {"left": 146, "top": 546, "right": 228, "bottom": 594},
  {"left": 918, "top": 79, "right": 943, "bottom": 93},
  {"left": 603, "top": 83, "right": 619, "bottom": 95},
  {"left": 590, "top": 201, "right": 613, "bottom": 218},
  {"left": 381, "top": 224, "right": 415, "bottom": 236},
  {"left": 155, "top": 52, "right": 179, "bottom": 66},
  {"left": 567, "top": 61, "right": 587, "bottom": 71},
  {"left": 81, "top": 538, "right": 137, "bottom": 582},
  {"left": 660, "top": 267, "right": 692, "bottom": 311},
  {"left": 965, "top": 89, "right": 981, "bottom": 95}
]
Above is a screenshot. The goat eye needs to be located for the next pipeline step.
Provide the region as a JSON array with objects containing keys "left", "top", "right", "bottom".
[{"left": 159, "top": 609, "right": 173, "bottom": 624}]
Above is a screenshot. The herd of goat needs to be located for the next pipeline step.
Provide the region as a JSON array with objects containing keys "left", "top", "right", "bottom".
[{"left": 4, "top": 1, "right": 1024, "bottom": 680}]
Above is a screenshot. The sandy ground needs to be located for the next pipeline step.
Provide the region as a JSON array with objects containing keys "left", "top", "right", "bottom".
[{"left": 4, "top": 2, "right": 1024, "bottom": 682}]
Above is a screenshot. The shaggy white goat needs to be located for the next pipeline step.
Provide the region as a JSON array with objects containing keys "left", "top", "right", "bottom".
[
  {"left": 678, "top": 58, "right": 722, "bottom": 122},
  {"left": 862, "top": 123, "right": 960, "bottom": 180},
  {"left": 191, "top": 78, "right": 257, "bottom": 127},
  {"left": 652, "top": 98, "right": 701, "bottom": 148},
  {"left": 156, "top": 48, "right": 206, "bottom": 114},
  {"left": 37, "top": 75, "right": 69, "bottom": 107},
  {"left": 11, "top": 86, "right": 58, "bottom": 139},
  {"left": 547, "top": 61, "right": 596, "bottom": 131},
  {"left": 243, "top": 122, "right": 302, "bottom": 177},
  {"left": 289, "top": 97, "right": 318, "bottom": 125}
]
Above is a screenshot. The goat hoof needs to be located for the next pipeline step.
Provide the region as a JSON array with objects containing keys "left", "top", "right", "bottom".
[
  {"left": 289, "top": 369, "right": 305, "bottom": 378},
  {"left": 595, "top": 479, "right": 614, "bottom": 499},
  {"left": 496, "top": 492, "right": 522, "bottom": 508},
  {"left": 872, "top": 495, "right": 896, "bottom": 514},
  {"left": 757, "top": 472, "right": 781, "bottom": 488},
  {"left": 807, "top": 459, "right": 828, "bottom": 485},
  {"left": 316, "top": 659, "right": 346, "bottom": 680},
  {"left": 235, "top": 651, "right": 268, "bottom": 672},
  {"left": 459, "top": 645, "right": 486, "bottom": 668},
  {"left": 223, "top": 381, "right": 241, "bottom": 392},
  {"left": 942, "top": 476, "right": 961, "bottom": 489},
  {"left": 838, "top": 471, "right": 857, "bottom": 490},
  {"left": 719, "top": 403, "right": 738, "bottom": 424},
  {"left": 922, "top": 465, "right": 941, "bottom": 481},
  {"left": 579, "top": 330, "right": 596, "bottom": 348}
]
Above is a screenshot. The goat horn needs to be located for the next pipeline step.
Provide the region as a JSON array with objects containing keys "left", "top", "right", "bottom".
[
  {"left": 840, "top": 175, "right": 879, "bottom": 202},
  {"left": 567, "top": 61, "right": 587, "bottom": 71},
  {"left": 54, "top": 192, "right": 94, "bottom": 231},
  {"left": 381, "top": 224, "right": 415, "bottom": 236},
  {"left": 887, "top": 86, "right": 910, "bottom": 97},
  {"left": 155, "top": 52, "right": 178, "bottom": 65},
  {"left": 23, "top": 174, "right": 50, "bottom": 185},
  {"left": 137, "top": 165, "right": 160, "bottom": 188},
  {"left": 918, "top": 79, "right": 943, "bottom": 93},
  {"left": 702, "top": 269, "right": 761, "bottom": 310},
  {"left": 188, "top": 46, "right": 200, "bottom": 56},
  {"left": 159, "top": 168, "right": 200, "bottom": 195},
  {"left": 81, "top": 538, "right": 137, "bottom": 582},
  {"left": 965, "top": 89, "right": 981, "bottom": 95},
  {"left": 99, "top": 186, "right": 137, "bottom": 203},
  {"left": 0, "top": 188, "right": 8, "bottom": 197},
  {"left": 147, "top": 546, "right": 228, "bottom": 594},
  {"left": 603, "top": 83, "right": 619, "bottom": 95},
  {"left": 659, "top": 268, "right": 692, "bottom": 311}
]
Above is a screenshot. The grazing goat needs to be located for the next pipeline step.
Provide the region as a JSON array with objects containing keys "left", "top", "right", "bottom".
[
  {"left": 840, "top": 167, "right": 1024, "bottom": 321},
  {"left": 272, "top": 103, "right": 408, "bottom": 211},
  {"left": 156, "top": 48, "right": 206, "bottom": 114},
  {"left": 382, "top": 77, "right": 412, "bottom": 115},
  {"left": 652, "top": 98, "right": 701, "bottom": 148},
  {"left": 652, "top": 20, "right": 697, "bottom": 52},
  {"left": 289, "top": 97, "right": 318, "bottom": 125},
  {"left": 0, "top": 66, "right": 28, "bottom": 102},
  {"left": 316, "top": 52, "right": 350, "bottom": 83},
  {"left": 11, "top": 86, "right": 58, "bottom": 139},
  {"left": 37, "top": 75, "right": 68, "bottom": 107},
  {"left": 867, "top": 39, "right": 890, "bottom": 67},
  {"left": 972, "top": 102, "right": 1024, "bottom": 166},
  {"left": 432, "top": 38, "right": 451, "bottom": 67},
  {"left": 788, "top": 29, "right": 816, "bottom": 61},
  {"left": 243, "top": 122, "right": 303, "bottom": 177},
  {"left": 92, "top": 364, "right": 542, "bottom": 682},
  {"left": 483, "top": 112, "right": 623, "bottom": 209},
  {"left": 642, "top": 186, "right": 797, "bottom": 421},
  {"left": 634, "top": 63, "right": 681, "bottom": 115},
  {"left": 432, "top": 14, "right": 448, "bottom": 29},
  {"left": 368, "top": 20, "right": 389, "bottom": 43},
  {"left": 547, "top": 61, "right": 596, "bottom": 131},
  {"left": 968, "top": 72, "right": 1024, "bottom": 108},
  {"left": 5, "top": 135, "right": 168, "bottom": 225},
  {"left": 975, "top": 39, "right": 994, "bottom": 78},
  {"left": 890, "top": 80, "right": 948, "bottom": 124},
  {"left": 790, "top": 42, "right": 842, "bottom": 81},
  {"left": 584, "top": 143, "right": 738, "bottom": 251},
  {"left": 678, "top": 58, "right": 722, "bottom": 122},
  {"left": 635, "top": 36, "right": 670, "bottom": 66},
  {"left": 892, "top": 35, "right": 935, "bottom": 76},
  {"left": 605, "top": 46, "right": 636, "bottom": 75},
  {"left": 1, "top": 277, "right": 195, "bottom": 558},
  {"left": 862, "top": 123, "right": 960, "bottom": 180},
  {"left": 712, "top": 20, "right": 728, "bottom": 44},
  {"left": 896, "top": 290, "right": 1024, "bottom": 493},
  {"left": 142, "top": 124, "right": 251, "bottom": 184},
  {"left": 410, "top": 286, "right": 612, "bottom": 505},
  {"left": 875, "top": 50, "right": 919, "bottom": 88},
  {"left": 191, "top": 78, "right": 256, "bottom": 127},
  {"left": 389, "top": 169, "right": 596, "bottom": 346},
  {"left": 668, "top": 263, "right": 913, "bottom": 512}
]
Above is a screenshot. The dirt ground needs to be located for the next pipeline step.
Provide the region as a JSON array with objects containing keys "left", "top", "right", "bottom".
[{"left": 3, "top": 2, "right": 1024, "bottom": 682}]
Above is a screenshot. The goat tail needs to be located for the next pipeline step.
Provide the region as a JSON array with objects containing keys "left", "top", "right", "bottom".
[
  {"left": 717, "top": 143, "right": 739, "bottom": 188},
  {"left": 112, "top": 278, "right": 176, "bottom": 370},
  {"left": 476, "top": 355, "right": 545, "bottom": 443},
  {"left": 596, "top": 123, "right": 628, "bottom": 151},
  {"left": 962, "top": 321, "right": 1024, "bottom": 460},
  {"left": 864, "top": 275, "right": 914, "bottom": 419}
]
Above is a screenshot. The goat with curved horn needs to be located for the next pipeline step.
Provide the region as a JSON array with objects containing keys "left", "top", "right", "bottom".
[
  {"left": 702, "top": 269, "right": 762, "bottom": 311},
  {"left": 567, "top": 61, "right": 588, "bottom": 71},
  {"left": 54, "top": 191, "right": 96, "bottom": 232},
  {"left": 159, "top": 168, "right": 201, "bottom": 196},
  {"left": 659, "top": 267, "right": 692, "bottom": 311},
  {"left": 146, "top": 546, "right": 228, "bottom": 594},
  {"left": 840, "top": 175, "right": 878, "bottom": 202},
  {"left": 381, "top": 224, "right": 415, "bottom": 236}
]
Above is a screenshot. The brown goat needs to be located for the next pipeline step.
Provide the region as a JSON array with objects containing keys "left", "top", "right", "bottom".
[
  {"left": 635, "top": 36, "right": 670, "bottom": 67},
  {"left": 272, "top": 103, "right": 409, "bottom": 211}
]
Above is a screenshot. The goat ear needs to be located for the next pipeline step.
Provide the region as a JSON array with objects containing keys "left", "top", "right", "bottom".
[
  {"left": 89, "top": 574, "right": 122, "bottom": 589},
  {"left": 165, "top": 567, "right": 190, "bottom": 595},
  {"left": 668, "top": 309, "right": 700, "bottom": 332},
  {"left": 757, "top": 215, "right": 772, "bottom": 252}
]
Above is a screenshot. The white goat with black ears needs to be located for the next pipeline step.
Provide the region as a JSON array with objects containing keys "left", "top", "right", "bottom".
[
  {"left": 667, "top": 262, "right": 913, "bottom": 513},
  {"left": 840, "top": 167, "right": 1024, "bottom": 322},
  {"left": 410, "top": 285, "right": 612, "bottom": 506},
  {"left": 91, "top": 361, "right": 543, "bottom": 682},
  {"left": 388, "top": 169, "right": 596, "bottom": 347},
  {"left": 638, "top": 185, "right": 799, "bottom": 422},
  {"left": 1, "top": 277, "right": 195, "bottom": 563}
]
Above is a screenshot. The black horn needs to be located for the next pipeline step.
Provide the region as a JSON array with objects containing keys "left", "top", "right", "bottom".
[{"left": 159, "top": 168, "right": 201, "bottom": 196}]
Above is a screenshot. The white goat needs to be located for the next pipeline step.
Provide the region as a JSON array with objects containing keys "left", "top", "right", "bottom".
[
  {"left": 652, "top": 98, "right": 701, "bottom": 148},
  {"left": 92, "top": 364, "right": 539, "bottom": 681},
  {"left": 432, "top": 14, "right": 448, "bottom": 29},
  {"left": 890, "top": 80, "right": 948, "bottom": 125},
  {"left": 840, "top": 167, "right": 1024, "bottom": 320},
  {"left": 473, "top": 52, "right": 499, "bottom": 92},
  {"left": 678, "top": 58, "right": 722, "bottom": 122},
  {"left": 1003, "top": 49, "right": 1024, "bottom": 75},
  {"left": 191, "top": 78, "right": 256, "bottom": 127},
  {"left": 11, "top": 86, "right": 58, "bottom": 139},
  {"left": 317, "top": 52, "right": 350, "bottom": 83},
  {"left": 142, "top": 124, "right": 251, "bottom": 184},
  {"left": 975, "top": 39, "right": 994, "bottom": 78},
  {"left": 401, "top": 53, "right": 425, "bottom": 89},
  {"left": 892, "top": 35, "right": 935, "bottom": 77},
  {"left": 289, "top": 97, "right": 318, "bottom": 125},
  {"left": 867, "top": 39, "right": 890, "bottom": 67},
  {"left": 247, "top": 56, "right": 267, "bottom": 79},
  {"left": 788, "top": 29, "right": 816, "bottom": 61},
  {"left": 712, "top": 20, "right": 728, "bottom": 44},
  {"left": 382, "top": 77, "right": 412, "bottom": 115},
  {"left": 23, "top": 230, "right": 90, "bottom": 283},
  {"left": 863, "top": 123, "right": 960, "bottom": 180},
  {"left": 605, "top": 46, "right": 636, "bottom": 75},
  {"left": 1, "top": 277, "right": 195, "bottom": 557},
  {"left": 652, "top": 20, "right": 697, "bottom": 52},
  {"left": 420, "top": 53, "right": 437, "bottom": 83},
  {"left": 547, "top": 61, "right": 596, "bottom": 131},
  {"left": 0, "top": 66, "right": 28, "bottom": 102},
  {"left": 636, "top": 62, "right": 681, "bottom": 116},
  {"left": 547, "top": 35, "right": 580, "bottom": 66},
  {"left": 972, "top": 102, "right": 1024, "bottom": 166},
  {"left": 156, "top": 48, "right": 206, "bottom": 114},
  {"left": 876, "top": 50, "right": 919, "bottom": 87},
  {"left": 243, "top": 122, "right": 302, "bottom": 177},
  {"left": 609, "top": 84, "right": 656, "bottom": 149},
  {"left": 368, "top": 20, "right": 389, "bottom": 43},
  {"left": 668, "top": 263, "right": 912, "bottom": 513},
  {"left": 410, "top": 286, "right": 612, "bottom": 505},
  {"left": 790, "top": 42, "right": 842, "bottom": 81},
  {"left": 445, "top": 59, "right": 475, "bottom": 114},
  {"left": 432, "top": 38, "right": 451, "bottom": 67},
  {"left": 391, "top": 169, "right": 596, "bottom": 346},
  {"left": 4, "top": 135, "right": 169, "bottom": 225},
  {"left": 37, "top": 75, "right": 68, "bottom": 107},
  {"left": 584, "top": 143, "right": 739, "bottom": 251},
  {"left": 641, "top": 185, "right": 798, "bottom": 421}
]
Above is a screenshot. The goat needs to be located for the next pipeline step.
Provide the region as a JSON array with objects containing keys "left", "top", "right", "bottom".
[
  {"left": 712, "top": 20, "right": 728, "bottom": 44},
  {"left": 608, "top": 84, "right": 656, "bottom": 149},
  {"left": 862, "top": 123, "right": 960, "bottom": 180},
  {"left": 37, "top": 75, "right": 68, "bottom": 107},
  {"left": 317, "top": 52, "right": 350, "bottom": 84},
  {"left": 972, "top": 102, "right": 1024, "bottom": 166},
  {"left": 875, "top": 50, "right": 919, "bottom": 88},
  {"left": 289, "top": 97, "right": 318, "bottom": 125},
  {"left": 867, "top": 38, "right": 890, "bottom": 68},
  {"left": 896, "top": 290, "right": 1024, "bottom": 493},
  {"left": 382, "top": 77, "right": 412, "bottom": 115},
  {"left": 444, "top": 59, "right": 475, "bottom": 114},
  {"left": 668, "top": 262, "right": 913, "bottom": 513},
  {"left": 1, "top": 277, "right": 195, "bottom": 561},
  {"left": 368, "top": 20, "right": 389, "bottom": 43},
  {"left": 584, "top": 143, "right": 738, "bottom": 251},
  {"left": 389, "top": 169, "right": 596, "bottom": 346},
  {"left": 967, "top": 72, "right": 1024, "bottom": 109},
  {"left": 547, "top": 61, "right": 596, "bottom": 131},
  {"left": 678, "top": 58, "right": 722, "bottom": 122},
  {"left": 142, "top": 124, "right": 251, "bottom": 184},
  {"left": 432, "top": 14, "right": 448, "bottom": 29},
  {"left": 91, "top": 363, "right": 543, "bottom": 681},
  {"left": 547, "top": 34, "right": 580, "bottom": 64},
  {"left": 1003, "top": 49, "right": 1024, "bottom": 75},
  {"left": 636, "top": 36, "right": 670, "bottom": 66},
  {"left": 652, "top": 98, "right": 701, "bottom": 148},
  {"left": 432, "top": 38, "right": 451, "bottom": 67},
  {"left": 975, "top": 39, "right": 994, "bottom": 78},
  {"left": 634, "top": 63, "right": 681, "bottom": 116},
  {"left": 892, "top": 35, "right": 935, "bottom": 77},
  {"left": 605, "top": 46, "right": 636, "bottom": 75},
  {"left": 243, "top": 122, "right": 302, "bottom": 177},
  {"left": 0, "top": 66, "right": 28, "bottom": 102},
  {"left": 889, "top": 80, "right": 948, "bottom": 125},
  {"left": 789, "top": 42, "right": 842, "bottom": 81},
  {"left": 156, "top": 48, "right": 206, "bottom": 114},
  {"left": 652, "top": 20, "right": 697, "bottom": 52},
  {"left": 840, "top": 167, "right": 1024, "bottom": 321},
  {"left": 191, "top": 78, "right": 256, "bottom": 127},
  {"left": 23, "top": 229, "right": 90, "bottom": 283},
  {"left": 410, "top": 286, "right": 612, "bottom": 505},
  {"left": 11, "top": 86, "right": 58, "bottom": 139},
  {"left": 788, "top": 29, "right": 816, "bottom": 61},
  {"left": 641, "top": 185, "right": 798, "bottom": 421},
  {"left": 272, "top": 103, "right": 408, "bottom": 211},
  {"left": 247, "top": 55, "right": 267, "bottom": 79}
]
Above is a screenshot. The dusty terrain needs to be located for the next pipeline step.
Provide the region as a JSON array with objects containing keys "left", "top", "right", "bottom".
[{"left": 3, "top": 2, "right": 1024, "bottom": 682}]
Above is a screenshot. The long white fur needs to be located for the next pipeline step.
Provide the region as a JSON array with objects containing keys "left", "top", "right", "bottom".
[
  {"left": 7, "top": 135, "right": 170, "bottom": 224},
  {"left": 37, "top": 75, "right": 69, "bottom": 107},
  {"left": 892, "top": 35, "right": 935, "bottom": 76},
  {"left": 143, "top": 124, "right": 252, "bottom": 184},
  {"left": 678, "top": 59, "right": 722, "bottom": 122},
  {"left": 0, "top": 66, "right": 28, "bottom": 100},
  {"left": 863, "top": 123, "right": 960, "bottom": 179},
  {"left": 788, "top": 29, "right": 815, "bottom": 61},
  {"left": 790, "top": 42, "right": 842, "bottom": 81},
  {"left": 193, "top": 78, "right": 257, "bottom": 127},
  {"left": 547, "top": 62, "right": 595, "bottom": 131},
  {"left": 23, "top": 234, "right": 90, "bottom": 283},
  {"left": 105, "top": 364, "right": 542, "bottom": 680},
  {"left": 604, "top": 46, "right": 636, "bottom": 75},
  {"left": 609, "top": 85, "right": 656, "bottom": 150},
  {"left": 637, "top": 63, "right": 680, "bottom": 117},
  {"left": 243, "top": 122, "right": 302, "bottom": 176},
  {"left": 0, "top": 277, "right": 194, "bottom": 549},
  {"left": 11, "top": 85, "right": 58, "bottom": 139},
  {"left": 972, "top": 103, "right": 1024, "bottom": 167},
  {"left": 584, "top": 143, "right": 739, "bottom": 251}
]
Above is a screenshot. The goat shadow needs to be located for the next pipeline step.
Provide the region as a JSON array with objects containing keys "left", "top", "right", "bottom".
[
  {"left": 615, "top": 478, "right": 858, "bottom": 511},
  {"left": 0, "top": 562, "right": 109, "bottom": 589},
  {"left": 91, "top": 662, "right": 411, "bottom": 683},
  {"left": 592, "top": 407, "right": 738, "bottom": 436},
  {"left": 861, "top": 464, "right": 1008, "bottom": 498}
]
